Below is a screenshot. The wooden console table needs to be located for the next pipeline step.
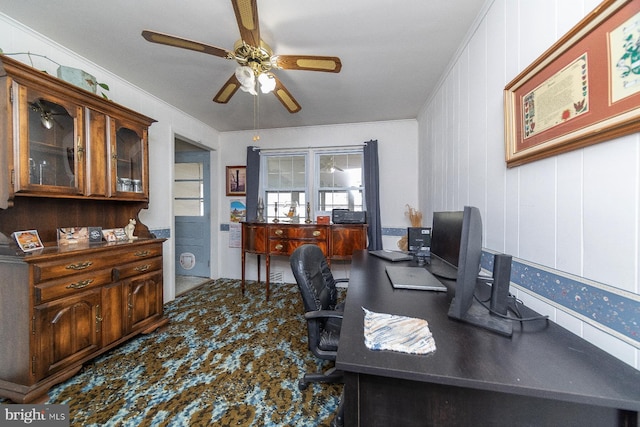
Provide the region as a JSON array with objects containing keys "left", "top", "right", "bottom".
[{"left": 241, "top": 222, "right": 367, "bottom": 300}]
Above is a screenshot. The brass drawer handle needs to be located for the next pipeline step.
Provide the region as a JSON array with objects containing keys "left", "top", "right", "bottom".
[
  {"left": 274, "top": 229, "right": 284, "bottom": 236},
  {"left": 275, "top": 244, "right": 284, "bottom": 251},
  {"left": 134, "top": 250, "right": 150, "bottom": 257},
  {"left": 66, "top": 261, "right": 93, "bottom": 271},
  {"left": 66, "top": 279, "right": 94, "bottom": 289},
  {"left": 313, "top": 230, "right": 321, "bottom": 237},
  {"left": 135, "top": 264, "right": 150, "bottom": 272}
]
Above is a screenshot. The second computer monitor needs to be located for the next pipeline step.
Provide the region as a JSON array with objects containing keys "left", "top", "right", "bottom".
[{"left": 431, "top": 211, "right": 464, "bottom": 267}]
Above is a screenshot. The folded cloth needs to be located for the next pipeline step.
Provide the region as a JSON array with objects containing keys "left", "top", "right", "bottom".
[{"left": 363, "top": 307, "right": 436, "bottom": 355}]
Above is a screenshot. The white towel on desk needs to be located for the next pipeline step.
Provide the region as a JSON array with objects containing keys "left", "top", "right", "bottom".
[{"left": 363, "top": 307, "right": 436, "bottom": 355}]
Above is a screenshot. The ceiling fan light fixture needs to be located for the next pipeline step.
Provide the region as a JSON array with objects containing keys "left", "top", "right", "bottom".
[
  {"left": 235, "top": 65, "right": 257, "bottom": 95},
  {"left": 258, "top": 72, "right": 276, "bottom": 94}
]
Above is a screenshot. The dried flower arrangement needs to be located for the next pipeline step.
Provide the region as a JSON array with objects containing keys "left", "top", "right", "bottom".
[{"left": 405, "top": 204, "right": 423, "bottom": 227}]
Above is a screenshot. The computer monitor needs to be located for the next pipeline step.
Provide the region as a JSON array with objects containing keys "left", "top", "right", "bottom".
[
  {"left": 429, "top": 211, "right": 464, "bottom": 279},
  {"left": 447, "top": 206, "right": 513, "bottom": 337}
]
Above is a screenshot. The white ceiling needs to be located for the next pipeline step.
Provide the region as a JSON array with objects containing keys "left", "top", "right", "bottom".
[{"left": 0, "top": 0, "right": 486, "bottom": 132}]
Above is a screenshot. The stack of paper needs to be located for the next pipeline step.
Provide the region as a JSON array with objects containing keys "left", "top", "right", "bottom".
[{"left": 363, "top": 307, "right": 436, "bottom": 355}]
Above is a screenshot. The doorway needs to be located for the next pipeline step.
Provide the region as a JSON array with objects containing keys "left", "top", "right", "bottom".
[{"left": 174, "top": 139, "right": 211, "bottom": 295}]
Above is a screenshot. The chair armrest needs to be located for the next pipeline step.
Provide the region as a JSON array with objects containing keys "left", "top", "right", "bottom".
[{"left": 305, "top": 310, "right": 344, "bottom": 321}]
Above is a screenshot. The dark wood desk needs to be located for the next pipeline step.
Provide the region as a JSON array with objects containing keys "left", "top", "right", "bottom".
[{"left": 336, "top": 251, "right": 640, "bottom": 426}]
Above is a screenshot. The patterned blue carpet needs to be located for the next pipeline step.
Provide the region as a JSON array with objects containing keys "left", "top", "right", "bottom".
[{"left": 17, "top": 279, "right": 342, "bottom": 426}]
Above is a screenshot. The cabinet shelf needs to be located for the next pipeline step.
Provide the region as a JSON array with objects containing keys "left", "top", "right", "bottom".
[{"left": 31, "top": 140, "right": 67, "bottom": 150}]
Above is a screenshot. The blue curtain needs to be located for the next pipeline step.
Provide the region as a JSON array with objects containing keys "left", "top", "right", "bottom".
[
  {"left": 245, "top": 146, "right": 260, "bottom": 222},
  {"left": 364, "top": 139, "right": 382, "bottom": 250}
]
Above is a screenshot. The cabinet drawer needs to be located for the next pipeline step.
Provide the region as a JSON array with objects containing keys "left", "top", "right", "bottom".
[
  {"left": 35, "top": 269, "right": 113, "bottom": 304},
  {"left": 269, "top": 240, "right": 328, "bottom": 256},
  {"left": 33, "top": 255, "right": 115, "bottom": 283},
  {"left": 114, "top": 256, "right": 163, "bottom": 281},
  {"left": 117, "top": 245, "right": 163, "bottom": 262},
  {"left": 32, "top": 244, "right": 162, "bottom": 283},
  {"left": 269, "top": 226, "right": 327, "bottom": 240}
]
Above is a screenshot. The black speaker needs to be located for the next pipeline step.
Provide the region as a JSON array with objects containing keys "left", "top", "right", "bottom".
[
  {"left": 408, "top": 227, "right": 431, "bottom": 254},
  {"left": 490, "top": 254, "right": 512, "bottom": 316},
  {"left": 332, "top": 209, "right": 366, "bottom": 224}
]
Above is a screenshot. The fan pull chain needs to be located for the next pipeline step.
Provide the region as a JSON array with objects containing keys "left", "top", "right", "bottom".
[{"left": 253, "top": 89, "right": 260, "bottom": 142}]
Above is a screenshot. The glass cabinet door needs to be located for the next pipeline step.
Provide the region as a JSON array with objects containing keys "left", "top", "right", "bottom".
[
  {"left": 17, "top": 86, "right": 84, "bottom": 194},
  {"left": 111, "top": 119, "right": 147, "bottom": 199}
]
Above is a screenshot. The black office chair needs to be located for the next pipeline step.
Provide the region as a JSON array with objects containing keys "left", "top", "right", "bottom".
[{"left": 290, "top": 244, "right": 347, "bottom": 390}]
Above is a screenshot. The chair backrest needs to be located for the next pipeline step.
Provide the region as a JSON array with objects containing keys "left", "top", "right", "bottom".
[{"left": 290, "top": 244, "right": 338, "bottom": 313}]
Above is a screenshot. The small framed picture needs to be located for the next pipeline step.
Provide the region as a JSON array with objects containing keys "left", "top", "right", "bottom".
[
  {"left": 226, "top": 165, "right": 246, "bottom": 196},
  {"left": 57, "top": 227, "right": 90, "bottom": 246},
  {"left": 230, "top": 199, "right": 246, "bottom": 223},
  {"left": 102, "top": 228, "right": 127, "bottom": 242},
  {"left": 88, "top": 227, "right": 103, "bottom": 243},
  {"left": 12, "top": 230, "right": 44, "bottom": 252}
]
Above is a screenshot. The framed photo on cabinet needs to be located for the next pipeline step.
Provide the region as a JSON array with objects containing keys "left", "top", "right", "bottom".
[
  {"left": 226, "top": 165, "right": 246, "bottom": 196},
  {"left": 504, "top": 0, "right": 640, "bottom": 167},
  {"left": 57, "top": 227, "right": 90, "bottom": 246},
  {"left": 12, "top": 230, "right": 44, "bottom": 252}
]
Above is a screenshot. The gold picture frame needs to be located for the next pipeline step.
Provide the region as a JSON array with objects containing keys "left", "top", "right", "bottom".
[
  {"left": 504, "top": 0, "right": 640, "bottom": 167},
  {"left": 226, "top": 165, "right": 246, "bottom": 196}
]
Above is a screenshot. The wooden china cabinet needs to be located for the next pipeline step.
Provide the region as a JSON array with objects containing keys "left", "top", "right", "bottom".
[{"left": 0, "top": 55, "right": 167, "bottom": 403}]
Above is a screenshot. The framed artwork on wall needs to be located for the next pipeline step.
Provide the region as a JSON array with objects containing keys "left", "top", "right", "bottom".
[
  {"left": 504, "top": 0, "right": 640, "bottom": 167},
  {"left": 226, "top": 165, "right": 246, "bottom": 196}
]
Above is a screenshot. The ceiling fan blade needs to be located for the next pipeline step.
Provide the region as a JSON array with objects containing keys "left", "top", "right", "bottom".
[
  {"left": 142, "top": 30, "right": 232, "bottom": 58},
  {"left": 231, "top": 0, "right": 261, "bottom": 47},
  {"left": 272, "top": 75, "right": 301, "bottom": 113},
  {"left": 213, "top": 74, "right": 241, "bottom": 104},
  {"left": 274, "top": 55, "right": 342, "bottom": 73}
]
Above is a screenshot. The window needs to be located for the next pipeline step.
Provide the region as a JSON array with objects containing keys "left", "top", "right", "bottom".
[
  {"left": 263, "top": 154, "right": 306, "bottom": 220},
  {"left": 317, "top": 152, "right": 363, "bottom": 212},
  {"left": 261, "top": 149, "right": 364, "bottom": 222},
  {"left": 174, "top": 162, "right": 204, "bottom": 216}
]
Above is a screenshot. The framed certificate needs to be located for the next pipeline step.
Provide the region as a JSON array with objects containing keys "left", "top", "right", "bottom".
[{"left": 504, "top": 0, "right": 640, "bottom": 167}]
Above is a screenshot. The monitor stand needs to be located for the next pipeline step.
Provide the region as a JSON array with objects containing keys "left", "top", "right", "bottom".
[{"left": 448, "top": 298, "right": 513, "bottom": 337}]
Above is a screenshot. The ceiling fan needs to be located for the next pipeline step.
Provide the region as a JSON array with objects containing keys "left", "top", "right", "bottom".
[{"left": 141, "top": 0, "right": 342, "bottom": 114}]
